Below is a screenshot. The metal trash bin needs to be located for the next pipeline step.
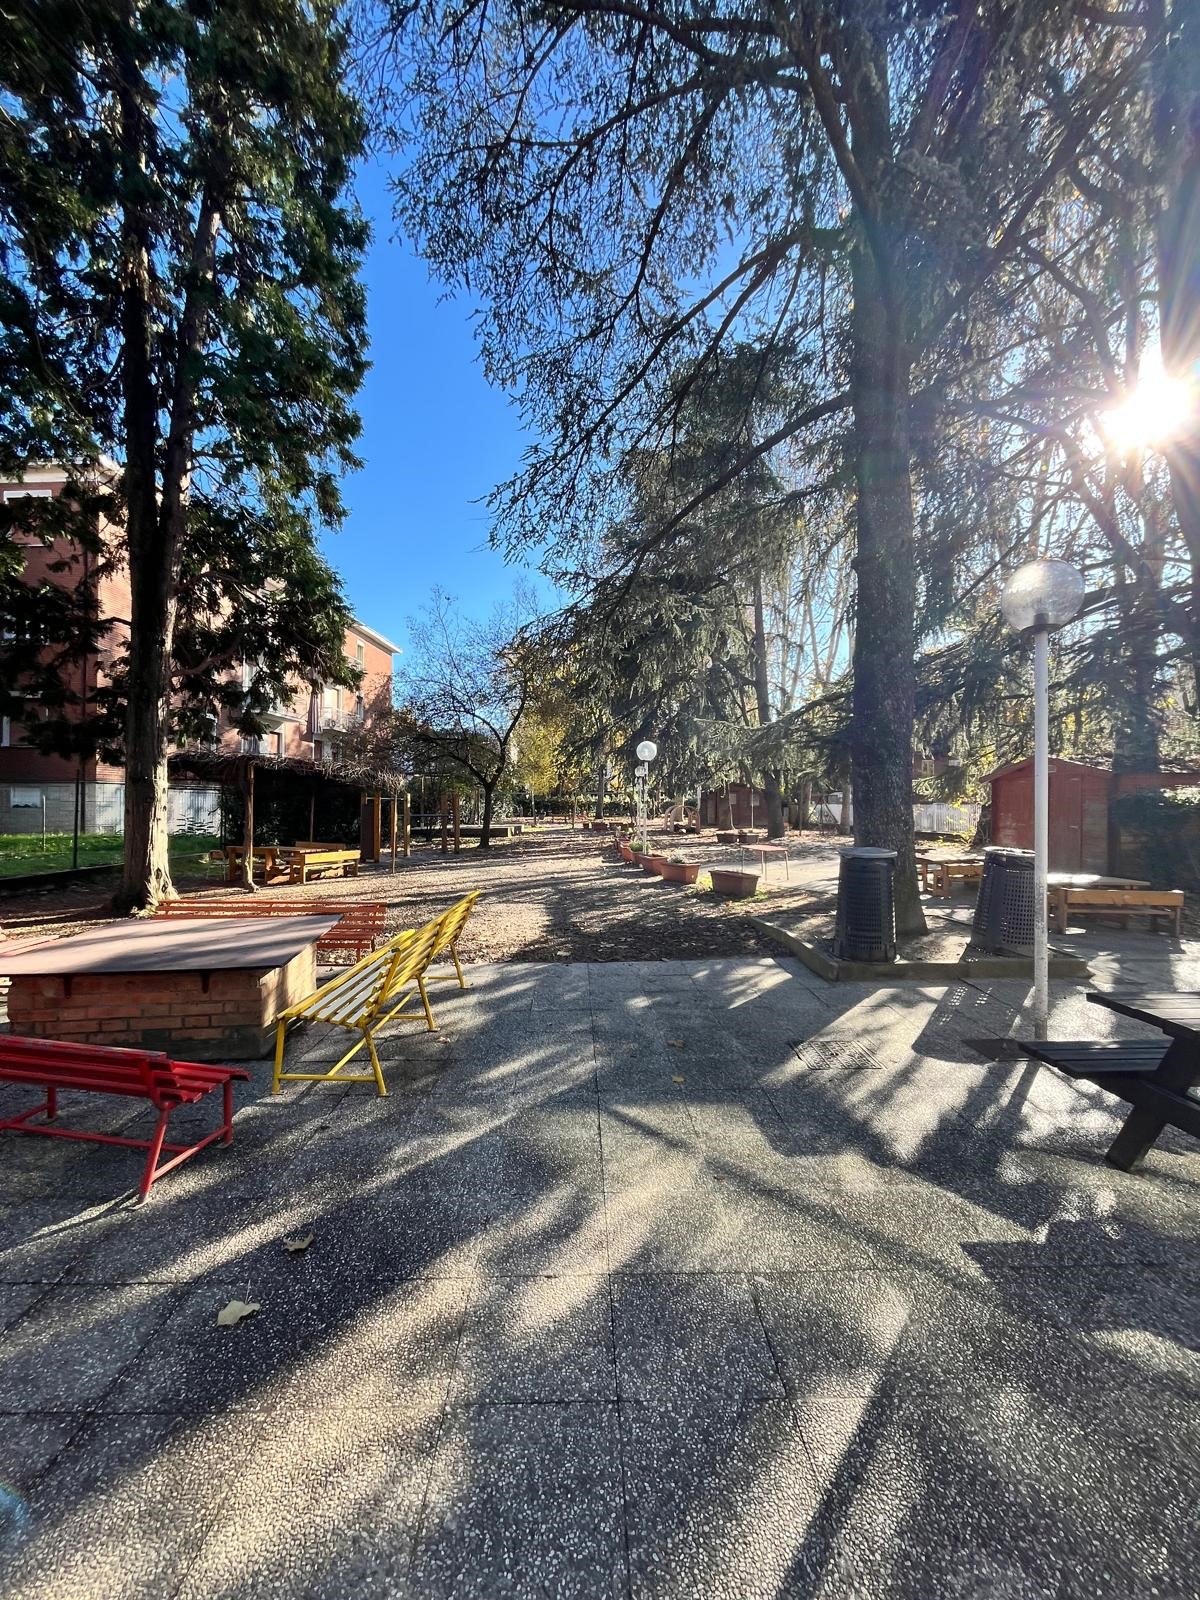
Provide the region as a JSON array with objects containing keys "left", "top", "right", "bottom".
[
  {"left": 972, "top": 846, "right": 1035, "bottom": 953},
  {"left": 835, "top": 847, "right": 897, "bottom": 962}
]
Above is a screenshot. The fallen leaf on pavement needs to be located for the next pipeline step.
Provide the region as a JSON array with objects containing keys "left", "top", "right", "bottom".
[
  {"left": 283, "top": 1233, "right": 314, "bottom": 1254},
  {"left": 672, "top": 1074, "right": 685, "bottom": 1084},
  {"left": 217, "top": 1299, "right": 260, "bottom": 1328},
  {"left": 667, "top": 1040, "right": 684, "bottom": 1049}
]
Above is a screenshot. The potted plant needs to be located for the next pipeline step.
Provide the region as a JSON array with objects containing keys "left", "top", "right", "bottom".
[
  {"left": 628, "top": 837, "right": 646, "bottom": 857},
  {"left": 709, "top": 867, "right": 760, "bottom": 899},
  {"left": 660, "top": 856, "right": 700, "bottom": 885},
  {"left": 641, "top": 849, "right": 668, "bottom": 874},
  {"left": 618, "top": 839, "right": 635, "bottom": 863}
]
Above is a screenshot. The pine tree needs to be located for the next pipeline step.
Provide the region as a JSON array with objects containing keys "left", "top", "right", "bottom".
[{"left": 0, "top": 0, "right": 368, "bottom": 907}]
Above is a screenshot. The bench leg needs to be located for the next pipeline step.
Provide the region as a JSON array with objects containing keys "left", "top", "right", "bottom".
[
  {"left": 366, "top": 1032, "right": 388, "bottom": 1097},
  {"left": 272, "top": 1021, "right": 288, "bottom": 1094},
  {"left": 140, "top": 1109, "right": 171, "bottom": 1201},
  {"left": 417, "top": 976, "right": 436, "bottom": 1031},
  {"left": 450, "top": 944, "right": 467, "bottom": 990},
  {"left": 46, "top": 1086, "right": 57, "bottom": 1121},
  {"left": 1104, "top": 1106, "right": 1166, "bottom": 1172},
  {"left": 223, "top": 1079, "right": 234, "bottom": 1144}
]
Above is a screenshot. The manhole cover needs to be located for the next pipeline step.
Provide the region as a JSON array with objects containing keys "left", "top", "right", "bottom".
[
  {"left": 789, "top": 1038, "right": 882, "bottom": 1071},
  {"left": 964, "top": 1038, "right": 1026, "bottom": 1062}
]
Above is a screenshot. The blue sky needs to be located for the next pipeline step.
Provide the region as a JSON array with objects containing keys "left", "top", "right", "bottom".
[{"left": 321, "top": 158, "right": 549, "bottom": 660}]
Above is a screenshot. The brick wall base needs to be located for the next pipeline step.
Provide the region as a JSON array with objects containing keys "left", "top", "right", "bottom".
[{"left": 6, "top": 945, "right": 316, "bottom": 1061}]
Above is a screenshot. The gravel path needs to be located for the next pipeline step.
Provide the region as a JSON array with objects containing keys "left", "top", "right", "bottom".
[{"left": 0, "top": 825, "right": 847, "bottom": 963}]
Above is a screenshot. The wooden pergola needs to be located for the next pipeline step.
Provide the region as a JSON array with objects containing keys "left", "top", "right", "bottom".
[{"left": 169, "top": 748, "right": 410, "bottom": 888}]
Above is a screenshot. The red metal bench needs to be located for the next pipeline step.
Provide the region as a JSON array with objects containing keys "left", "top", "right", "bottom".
[
  {"left": 0, "top": 1036, "right": 250, "bottom": 1200},
  {"left": 156, "top": 896, "right": 387, "bottom": 962}
]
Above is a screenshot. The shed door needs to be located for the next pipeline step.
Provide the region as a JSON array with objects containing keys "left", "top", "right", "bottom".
[{"left": 1049, "top": 767, "right": 1083, "bottom": 871}]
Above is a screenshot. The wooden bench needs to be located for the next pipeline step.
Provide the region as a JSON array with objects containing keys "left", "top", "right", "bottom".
[
  {"left": 1051, "top": 887, "right": 1183, "bottom": 936},
  {"left": 272, "top": 891, "right": 480, "bottom": 1096},
  {"left": 218, "top": 844, "right": 361, "bottom": 886},
  {"left": 0, "top": 1036, "right": 249, "bottom": 1200},
  {"left": 156, "top": 897, "right": 387, "bottom": 962}
]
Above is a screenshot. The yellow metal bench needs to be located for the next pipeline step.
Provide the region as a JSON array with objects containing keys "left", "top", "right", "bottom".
[{"left": 271, "top": 892, "right": 480, "bottom": 1096}]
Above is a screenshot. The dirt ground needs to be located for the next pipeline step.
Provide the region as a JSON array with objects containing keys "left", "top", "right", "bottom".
[{"left": 0, "top": 824, "right": 819, "bottom": 963}]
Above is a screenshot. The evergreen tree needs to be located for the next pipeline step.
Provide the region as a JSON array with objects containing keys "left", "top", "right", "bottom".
[{"left": 0, "top": 0, "right": 368, "bottom": 907}]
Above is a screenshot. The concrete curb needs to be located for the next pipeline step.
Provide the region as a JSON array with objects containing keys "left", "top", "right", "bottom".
[{"left": 751, "top": 915, "right": 1091, "bottom": 983}]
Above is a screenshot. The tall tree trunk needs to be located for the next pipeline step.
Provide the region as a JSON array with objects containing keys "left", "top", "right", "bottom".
[
  {"left": 848, "top": 235, "right": 925, "bottom": 933},
  {"left": 480, "top": 780, "right": 495, "bottom": 848},
  {"left": 751, "top": 574, "right": 785, "bottom": 838},
  {"left": 594, "top": 754, "right": 606, "bottom": 820},
  {"left": 114, "top": 42, "right": 172, "bottom": 912},
  {"left": 1155, "top": 16, "right": 1200, "bottom": 704}
]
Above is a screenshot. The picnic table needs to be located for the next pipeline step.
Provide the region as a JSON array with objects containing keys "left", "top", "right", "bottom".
[
  {"left": 220, "top": 843, "right": 360, "bottom": 886},
  {"left": 737, "top": 841, "right": 790, "bottom": 879},
  {"left": 916, "top": 852, "right": 983, "bottom": 898},
  {"left": 1023, "top": 991, "right": 1200, "bottom": 1170}
]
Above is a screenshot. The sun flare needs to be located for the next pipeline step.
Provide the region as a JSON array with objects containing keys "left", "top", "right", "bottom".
[{"left": 1099, "top": 357, "right": 1195, "bottom": 454}]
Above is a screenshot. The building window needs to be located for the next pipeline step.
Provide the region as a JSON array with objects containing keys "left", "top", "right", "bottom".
[
  {"left": 355, "top": 641, "right": 366, "bottom": 670},
  {"left": 2, "top": 487, "right": 53, "bottom": 501}
]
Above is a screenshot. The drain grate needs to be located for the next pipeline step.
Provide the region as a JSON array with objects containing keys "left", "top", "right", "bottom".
[{"left": 789, "top": 1038, "right": 883, "bottom": 1071}]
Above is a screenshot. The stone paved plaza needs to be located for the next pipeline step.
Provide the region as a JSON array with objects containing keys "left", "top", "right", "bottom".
[{"left": 1, "top": 949, "right": 1198, "bottom": 1598}]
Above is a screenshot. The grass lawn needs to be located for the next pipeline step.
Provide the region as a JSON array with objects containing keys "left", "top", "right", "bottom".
[{"left": 0, "top": 831, "right": 224, "bottom": 879}]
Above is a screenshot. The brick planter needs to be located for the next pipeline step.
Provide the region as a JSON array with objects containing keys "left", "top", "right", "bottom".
[
  {"left": 641, "top": 854, "right": 668, "bottom": 875},
  {"left": 1, "top": 915, "right": 336, "bottom": 1061}
]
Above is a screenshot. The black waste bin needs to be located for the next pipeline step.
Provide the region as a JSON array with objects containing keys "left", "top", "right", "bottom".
[
  {"left": 972, "top": 846, "right": 1035, "bottom": 953},
  {"left": 835, "top": 847, "right": 897, "bottom": 962}
]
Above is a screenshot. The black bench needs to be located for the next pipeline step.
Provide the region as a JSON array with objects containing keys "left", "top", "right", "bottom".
[{"left": 1022, "top": 999, "right": 1200, "bottom": 1170}]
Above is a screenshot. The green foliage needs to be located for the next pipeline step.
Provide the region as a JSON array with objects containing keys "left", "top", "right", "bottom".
[{"left": 0, "top": 0, "right": 368, "bottom": 759}]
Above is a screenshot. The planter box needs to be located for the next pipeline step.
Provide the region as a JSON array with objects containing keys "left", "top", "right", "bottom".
[
  {"left": 642, "top": 854, "right": 668, "bottom": 875},
  {"left": 619, "top": 842, "right": 634, "bottom": 863},
  {"left": 716, "top": 831, "right": 739, "bottom": 845},
  {"left": 709, "top": 868, "right": 760, "bottom": 899},
  {"left": 660, "top": 861, "right": 700, "bottom": 885},
  {"left": 737, "top": 831, "right": 764, "bottom": 844}
]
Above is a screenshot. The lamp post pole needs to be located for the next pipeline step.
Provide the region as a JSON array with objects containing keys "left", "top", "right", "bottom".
[
  {"left": 635, "top": 740, "right": 658, "bottom": 845},
  {"left": 1000, "top": 560, "right": 1084, "bottom": 1043},
  {"left": 1032, "top": 621, "right": 1050, "bottom": 1040}
]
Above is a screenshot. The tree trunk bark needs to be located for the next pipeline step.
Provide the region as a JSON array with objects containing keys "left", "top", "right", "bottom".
[
  {"left": 480, "top": 782, "right": 495, "bottom": 848},
  {"left": 1154, "top": 4, "right": 1200, "bottom": 703},
  {"left": 594, "top": 756, "right": 606, "bottom": 820},
  {"left": 114, "top": 45, "right": 173, "bottom": 913},
  {"left": 848, "top": 235, "right": 925, "bottom": 933},
  {"left": 240, "top": 762, "right": 255, "bottom": 892}
]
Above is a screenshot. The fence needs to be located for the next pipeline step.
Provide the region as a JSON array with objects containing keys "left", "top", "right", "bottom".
[
  {"left": 0, "top": 781, "right": 222, "bottom": 838},
  {"left": 811, "top": 796, "right": 980, "bottom": 839}
]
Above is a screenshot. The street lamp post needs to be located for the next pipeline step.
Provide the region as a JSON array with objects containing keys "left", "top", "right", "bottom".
[
  {"left": 635, "top": 740, "right": 657, "bottom": 845},
  {"left": 1000, "top": 559, "right": 1085, "bottom": 1040}
]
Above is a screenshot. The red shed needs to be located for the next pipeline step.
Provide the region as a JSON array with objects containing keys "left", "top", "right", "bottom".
[{"left": 985, "top": 758, "right": 1200, "bottom": 873}]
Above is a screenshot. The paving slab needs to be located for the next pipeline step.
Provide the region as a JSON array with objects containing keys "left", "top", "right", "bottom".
[
  {"left": 1, "top": 951, "right": 1197, "bottom": 1598},
  {"left": 412, "top": 1402, "right": 626, "bottom": 1598}
]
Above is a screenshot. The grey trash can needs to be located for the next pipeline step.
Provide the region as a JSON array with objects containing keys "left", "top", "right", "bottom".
[
  {"left": 835, "top": 847, "right": 897, "bottom": 962},
  {"left": 972, "top": 846, "right": 1035, "bottom": 953}
]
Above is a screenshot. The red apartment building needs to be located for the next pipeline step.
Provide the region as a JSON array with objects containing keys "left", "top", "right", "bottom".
[{"left": 0, "top": 466, "right": 398, "bottom": 809}]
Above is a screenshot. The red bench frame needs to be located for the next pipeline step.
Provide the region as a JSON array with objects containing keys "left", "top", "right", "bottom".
[{"left": 0, "top": 1035, "right": 250, "bottom": 1200}]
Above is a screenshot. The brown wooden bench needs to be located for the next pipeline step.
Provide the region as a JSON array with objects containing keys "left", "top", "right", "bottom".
[
  {"left": 1051, "top": 887, "right": 1184, "bottom": 937},
  {"left": 157, "top": 897, "right": 387, "bottom": 962},
  {"left": 0, "top": 1035, "right": 249, "bottom": 1200}
]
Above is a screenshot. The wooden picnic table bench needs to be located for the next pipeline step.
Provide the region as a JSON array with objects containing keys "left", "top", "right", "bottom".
[
  {"left": 0, "top": 1035, "right": 249, "bottom": 1199},
  {"left": 1022, "top": 991, "right": 1200, "bottom": 1170},
  {"left": 156, "top": 897, "right": 387, "bottom": 962},
  {"left": 1050, "top": 885, "right": 1183, "bottom": 936},
  {"left": 219, "top": 844, "right": 361, "bottom": 886},
  {"left": 916, "top": 853, "right": 984, "bottom": 898}
]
